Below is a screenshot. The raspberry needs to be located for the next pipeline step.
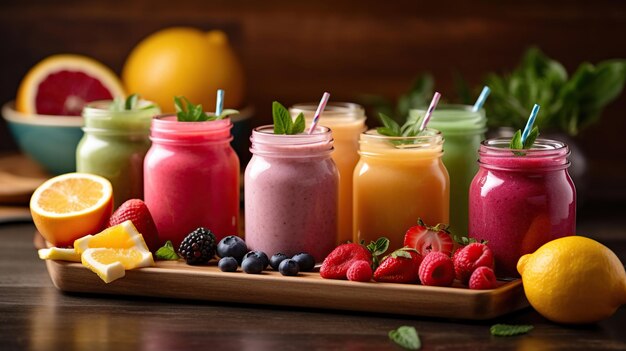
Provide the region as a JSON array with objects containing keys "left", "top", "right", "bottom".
[
  {"left": 469, "top": 266, "right": 498, "bottom": 290},
  {"left": 453, "top": 243, "right": 494, "bottom": 284},
  {"left": 418, "top": 251, "right": 455, "bottom": 287},
  {"left": 178, "top": 227, "right": 217, "bottom": 265},
  {"left": 320, "top": 243, "right": 372, "bottom": 279},
  {"left": 347, "top": 260, "right": 373, "bottom": 282}
]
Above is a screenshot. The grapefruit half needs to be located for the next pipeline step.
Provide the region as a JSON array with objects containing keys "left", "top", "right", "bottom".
[{"left": 16, "top": 54, "right": 125, "bottom": 115}]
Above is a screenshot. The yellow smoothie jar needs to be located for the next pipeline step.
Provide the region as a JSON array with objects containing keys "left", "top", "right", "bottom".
[{"left": 353, "top": 129, "right": 449, "bottom": 250}]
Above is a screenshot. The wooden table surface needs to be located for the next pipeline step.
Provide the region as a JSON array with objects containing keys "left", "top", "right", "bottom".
[{"left": 1, "top": 212, "right": 626, "bottom": 351}]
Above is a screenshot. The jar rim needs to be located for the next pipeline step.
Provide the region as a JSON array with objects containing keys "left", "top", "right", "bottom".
[
  {"left": 83, "top": 99, "right": 160, "bottom": 116},
  {"left": 250, "top": 125, "right": 333, "bottom": 157},
  {"left": 480, "top": 137, "right": 568, "bottom": 154},
  {"left": 478, "top": 137, "right": 571, "bottom": 171}
]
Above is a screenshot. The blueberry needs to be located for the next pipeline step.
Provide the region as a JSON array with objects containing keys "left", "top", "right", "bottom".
[
  {"left": 270, "top": 253, "right": 289, "bottom": 271},
  {"left": 292, "top": 253, "right": 315, "bottom": 272},
  {"left": 242, "top": 256, "right": 264, "bottom": 274},
  {"left": 217, "top": 235, "right": 248, "bottom": 262},
  {"left": 218, "top": 257, "right": 238, "bottom": 272},
  {"left": 243, "top": 251, "right": 269, "bottom": 270},
  {"left": 278, "top": 259, "right": 300, "bottom": 276}
]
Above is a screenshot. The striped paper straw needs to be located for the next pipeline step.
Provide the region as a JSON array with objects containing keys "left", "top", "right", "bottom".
[
  {"left": 521, "top": 104, "right": 540, "bottom": 144},
  {"left": 419, "top": 92, "right": 442, "bottom": 132},
  {"left": 472, "top": 86, "right": 491, "bottom": 112},
  {"left": 216, "top": 89, "right": 225, "bottom": 116},
  {"left": 307, "top": 92, "right": 331, "bottom": 134}
]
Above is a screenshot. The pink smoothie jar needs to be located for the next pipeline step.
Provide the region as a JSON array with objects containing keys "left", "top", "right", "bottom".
[
  {"left": 244, "top": 126, "right": 338, "bottom": 262},
  {"left": 144, "top": 116, "right": 240, "bottom": 248},
  {"left": 468, "top": 138, "right": 576, "bottom": 277}
]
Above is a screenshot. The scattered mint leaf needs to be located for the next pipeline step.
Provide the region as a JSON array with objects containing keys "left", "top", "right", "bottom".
[
  {"left": 272, "top": 101, "right": 304, "bottom": 135},
  {"left": 156, "top": 241, "right": 179, "bottom": 260},
  {"left": 490, "top": 324, "right": 534, "bottom": 337},
  {"left": 389, "top": 326, "right": 421, "bottom": 350}
]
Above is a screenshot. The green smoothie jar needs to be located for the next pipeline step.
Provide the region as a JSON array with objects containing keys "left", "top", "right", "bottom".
[
  {"left": 77, "top": 100, "right": 160, "bottom": 209},
  {"left": 410, "top": 105, "right": 486, "bottom": 237}
]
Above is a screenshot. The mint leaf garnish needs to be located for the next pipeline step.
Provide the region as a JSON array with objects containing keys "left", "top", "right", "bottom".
[
  {"left": 125, "top": 94, "right": 139, "bottom": 110},
  {"left": 510, "top": 125, "right": 540, "bottom": 155},
  {"left": 524, "top": 126, "right": 539, "bottom": 148},
  {"left": 156, "top": 241, "right": 180, "bottom": 260},
  {"left": 377, "top": 112, "right": 428, "bottom": 146},
  {"left": 509, "top": 130, "right": 523, "bottom": 149},
  {"left": 174, "top": 96, "right": 238, "bottom": 122},
  {"left": 377, "top": 113, "right": 402, "bottom": 136},
  {"left": 490, "top": 324, "right": 534, "bottom": 337},
  {"left": 110, "top": 93, "right": 146, "bottom": 111},
  {"left": 389, "top": 326, "right": 421, "bottom": 350},
  {"left": 272, "top": 101, "right": 305, "bottom": 135}
]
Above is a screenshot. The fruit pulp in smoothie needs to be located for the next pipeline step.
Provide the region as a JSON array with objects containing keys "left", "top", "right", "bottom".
[
  {"left": 244, "top": 126, "right": 338, "bottom": 261},
  {"left": 353, "top": 130, "right": 449, "bottom": 251},
  {"left": 469, "top": 140, "right": 576, "bottom": 277},
  {"left": 290, "top": 103, "right": 366, "bottom": 244}
]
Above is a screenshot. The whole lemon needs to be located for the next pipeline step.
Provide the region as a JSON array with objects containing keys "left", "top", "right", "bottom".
[
  {"left": 517, "top": 236, "right": 626, "bottom": 324},
  {"left": 122, "top": 27, "right": 245, "bottom": 113}
]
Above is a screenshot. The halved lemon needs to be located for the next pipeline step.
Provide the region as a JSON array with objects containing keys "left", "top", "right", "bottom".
[
  {"left": 16, "top": 54, "right": 125, "bottom": 115},
  {"left": 82, "top": 248, "right": 154, "bottom": 283},
  {"left": 38, "top": 247, "right": 81, "bottom": 262},
  {"left": 30, "top": 173, "right": 113, "bottom": 248},
  {"left": 74, "top": 220, "right": 149, "bottom": 254}
]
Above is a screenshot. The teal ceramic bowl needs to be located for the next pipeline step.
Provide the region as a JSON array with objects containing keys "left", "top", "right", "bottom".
[{"left": 2, "top": 101, "right": 83, "bottom": 174}]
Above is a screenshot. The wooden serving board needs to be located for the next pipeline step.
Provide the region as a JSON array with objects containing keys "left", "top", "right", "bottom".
[{"left": 44, "top": 259, "right": 528, "bottom": 320}]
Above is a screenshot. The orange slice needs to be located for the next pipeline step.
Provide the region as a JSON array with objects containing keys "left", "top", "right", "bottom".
[
  {"left": 38, "top": 247, "right": 81, "bottom": 262},
  {"left": 81, "top": 248, "right": 154, "bottom": 283},
  {"left": 16, "top": 54, "right": 125, "bottom": 115},
  {"left": 30, "top": 173, "right": 113, "bottom": 248},
  {"left": 74, "top": 220, "right": 150, "bottom": 254}
]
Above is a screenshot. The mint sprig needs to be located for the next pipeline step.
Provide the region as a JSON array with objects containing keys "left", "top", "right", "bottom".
[
  {"left": 377, "top": 112, "right": 424, "bottom": 138},
  {"left": 490, "top": 324, "right": 534, "bottom": 337},
  {"left": 155, "top": 241, "right": 180, "bottom": 260},
  {"left": 175, "top": 96, "right": 239, "bottom": 122},
  {"left": 389, "top": 326, "right": 421, "bottom": 350},
  {"left": 272, "top": 101, "right": 305, "bottom": 134},
  {"left": 509, "top": 126, "right": 539, "bottom": 150},
  {"left": 110, "top": 93, "right": 157, "bottom": 112}
]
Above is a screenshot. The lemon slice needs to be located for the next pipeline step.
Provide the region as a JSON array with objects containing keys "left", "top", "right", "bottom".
[
  {"left": 38, "top": 247, "right": 81, "bottom": 262},
  {"left": 74, "top": 220, "right": 149, "bottom": 254},
  {"left": 82, "top": 248, "right": 154, "bottom": 283}
]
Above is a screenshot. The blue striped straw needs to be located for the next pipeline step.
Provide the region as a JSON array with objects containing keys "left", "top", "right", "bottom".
[
  {"left": 521, "top": 104, "right": 540, "bottom": 144},
  {"left": 418, "top": 92, "right": 442, "bottom": 132},
  {"left": 307, "top": 92, "right": 331, "bottom": 134},
  {"left": 472, "top": 86, "right": 491, "bottom": 112},
  {"left": 216, "top": 89, "right": 225, "bottom": 116}
]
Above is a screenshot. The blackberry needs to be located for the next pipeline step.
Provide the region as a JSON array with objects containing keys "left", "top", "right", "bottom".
[{"left": 178, "top": 227, "right": 217, "bottom": 265}]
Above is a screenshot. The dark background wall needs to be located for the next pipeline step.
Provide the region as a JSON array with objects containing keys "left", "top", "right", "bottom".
[{"left": 1, "top": 0, "right": 625, "bottom": 203}]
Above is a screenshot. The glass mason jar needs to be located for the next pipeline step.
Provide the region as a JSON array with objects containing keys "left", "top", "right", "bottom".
[
  {"left": 410, "top": 105, "right": 486, "bottom": 237},
  {"left": 144, "top": 116, "right": 240, "bottom": 248},
  {"left": 77, "top": 100, "right": 160, "bottom": 209},
  {"left": 353, "top": 129, "right": 449, "bottom": 251},
  {"left": 289, "top": 102, "right": 366, "bottom": 245},
  {"left": 244, "top": 126, "right": 338, "bottom": 261},
  {"left": 468, "top": 138, "right": 576, "bottom": 278}
]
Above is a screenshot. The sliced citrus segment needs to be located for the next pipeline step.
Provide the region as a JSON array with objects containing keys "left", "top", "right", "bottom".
[
  {"left": 30, "top": 173, "right": 113, "bottom": 248},
  {"left": 38, "top": 247, "right": 81, "bottom": 262},
  {"left": 16, "top": 54, "right": 125, "bottom": 115},
  {"left": 74, "top": 220, "right": 149, "bottom": 254},
  {"left": 81, "top": 247, "right": 154, "bottom": 283}
]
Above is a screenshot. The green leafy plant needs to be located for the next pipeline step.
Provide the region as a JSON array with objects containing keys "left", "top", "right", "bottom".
[
  {"left": 155, "top": 241, "right": 179, "bottom": 260},
  {"left": 110, "top": 93, "right": 157, "bottom": 111},
  {"left": 490, "top": 324, "right": 534, "bottom": 337},
  {"left": 389, "top": 326, "right": 421, "bottom": 350},
  {"left": 365, "top": 237, "right": 390, "bottom": 269},
  {"left": 174, "top": 96, "right": 238, "bottom": 122},
  {"left": 272, "top": 101, "right": 305, "bottom": 134},
  {"left": 484, "top": 47, "right": 626, "bottom": 135}
]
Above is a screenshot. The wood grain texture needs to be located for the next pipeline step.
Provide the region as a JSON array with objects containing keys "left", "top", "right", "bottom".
[{"left": 44, "top": 259, "right": 528, "bottom": 320}]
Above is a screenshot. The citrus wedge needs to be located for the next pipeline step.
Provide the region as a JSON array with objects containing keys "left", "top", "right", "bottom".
[
  {"left": 30, "top": 173, "right": 113, "bottom": 248},
  {"left": 16, "top": 54, "right": 125, "bottom": 115},
  {"left": 74, "top": 220, "right": 150, "bottom": 254},
  {"left": 82, "top": 248, "right": 154, "bottom": 283},
  {"left": 38, "top": 247, "right": 81, "bottom": 262}
]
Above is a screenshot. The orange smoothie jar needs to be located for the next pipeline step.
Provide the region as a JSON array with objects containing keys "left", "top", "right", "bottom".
[
  {"left": 290, "top": 103, "right": 366, "bottom": 244},
  {"left": 353, "top": 129, "right": 449, "bottom": 250}
]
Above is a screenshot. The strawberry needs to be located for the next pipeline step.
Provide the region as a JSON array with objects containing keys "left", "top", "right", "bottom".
[
  {"left": 320, "top": 243, "right": 372, "bottom": 279},
  {"left": 404, "top": 218, "right": 454, "bottom": 257},
  {"left": 347, "top": 260, "right": 373, "bottom": 282},
  {"left": 469, "top": 266, "right": 498, "bottom": 290},
  {"left": 108, "top": 199, "right": 160, "bottom": 252},
  {"left": 453, "top": 242, "right": 494, "bottom": 284},
  {"left": 418, "top": 251, "right": 455, "bottom": 287},
  {"left": 373, "top": 248, "right": 422, "bottom": 284}
]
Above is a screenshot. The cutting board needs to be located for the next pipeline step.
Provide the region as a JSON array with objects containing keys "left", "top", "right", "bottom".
[{"left": 44, "top": 259, "right": 528, "bottom": 320}]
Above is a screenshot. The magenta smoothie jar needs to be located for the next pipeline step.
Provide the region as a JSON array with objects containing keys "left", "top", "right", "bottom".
[
  {"left": 468, "top": 138, "right": 576, "bottom": 277},
  {"left": 244, "top": 126, "right": 338, "bottom": 261},
  {"left": 144, "top": 116, "right": 240, "bottom": 248}
]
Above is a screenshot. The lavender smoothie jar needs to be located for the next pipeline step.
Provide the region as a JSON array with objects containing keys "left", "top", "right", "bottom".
[{"left": 244, "top": 125, "right": 338, "bottom": 261}]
